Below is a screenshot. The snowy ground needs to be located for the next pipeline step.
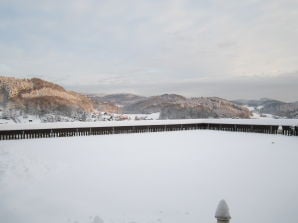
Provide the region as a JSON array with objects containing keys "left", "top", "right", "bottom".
[
  {"left": 0, "top": 110, "right": 160, "bottom": 126},
  {"left": 0, "top": 131, "right": 298, "bottom": 223}
]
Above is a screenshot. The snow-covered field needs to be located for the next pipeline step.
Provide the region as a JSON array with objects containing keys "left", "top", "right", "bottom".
[{"left": 0, "top": 131, "right": 298, "bottom": 223}]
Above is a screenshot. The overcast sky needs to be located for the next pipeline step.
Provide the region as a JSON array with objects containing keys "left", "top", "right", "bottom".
[{"left": 0, "top": 0, "right": 298, "bottom": 101}]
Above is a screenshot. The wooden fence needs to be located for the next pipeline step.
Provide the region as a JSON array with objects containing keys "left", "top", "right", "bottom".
[{"left": 0, "top": 122, "right": 297, "bottom": 140}]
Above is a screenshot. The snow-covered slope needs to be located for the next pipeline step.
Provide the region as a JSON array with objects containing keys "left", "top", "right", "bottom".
[
  {"left": 0, "top": 131, "right": 298, "bottom": 223},
  {"left": 233, "top": 99, "right": 298, "bottom": 118}
]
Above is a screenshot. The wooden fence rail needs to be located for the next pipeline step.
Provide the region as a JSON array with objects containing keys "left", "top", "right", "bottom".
[{"left": 0, "top": 123, "right": 297, "bottom": 140}]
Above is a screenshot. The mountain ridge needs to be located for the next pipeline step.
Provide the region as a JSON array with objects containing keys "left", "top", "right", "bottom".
[
  {"left": 2, "top": 76, "right": 297, "bottom": 120},
  {"left": 123, "top": 94, "right": 250, "bottom": 119}
]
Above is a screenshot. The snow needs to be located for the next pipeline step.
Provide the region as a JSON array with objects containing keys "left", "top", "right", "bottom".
[
  {"left": 0, "top": 131, "right": 298, "bottom": 223},
  {"left": 0, "top": 113, "right": 42, "bottom": 125},
  {"left": 250, "top": 112, "right": 275, "bottom": 119},
  {"left": 0, "top": 118, "right": 297, "bottom": 131},
  {"left": 215, "top": 200, "right": 231, "bottom": 220},
  {"left": 124, "top": 112, "right": 160, "bottom": 120},
  {"left": 244, "top": 105, "right": 255, "bottom": 112},
  {"left": 243, "top": 105, "right": 277, "bottom": 119},
  {"left": 0, "top": 108, "right": 160, "bottom": 125}
]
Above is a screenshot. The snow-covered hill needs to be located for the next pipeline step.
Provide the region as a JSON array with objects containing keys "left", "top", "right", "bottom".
[
  {"left": 233, "top": 98, "right": 298, "bottom": 118},
  {"left": 123, "top": 94, "right": 251, "bottom": 119},
  {"left": 1, "top": 77, "right": 250, "bottom": 122}
]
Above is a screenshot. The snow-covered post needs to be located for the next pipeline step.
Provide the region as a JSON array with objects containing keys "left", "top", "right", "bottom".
[
  {"left": 215, "top": 199, "right": 231, "bottom": 223},
  {"left": 277, "top": 125, "right": 283, "bottom": 134}
]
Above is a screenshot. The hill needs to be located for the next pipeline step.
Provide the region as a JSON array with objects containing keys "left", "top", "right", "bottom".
[
  {"left": 233, "top": 98, "right": 298, "bottom": 118},
  {"left": 0, "top": 76, "right": 94, "bottom": 119},
  {"left": 98, "top": 93, "right": 146, "bottom": 106},
  {"left": 123, "top": 94, "right": 251, "bottom": 119},
  {"left": 0, "top": 76, "right": 252, "bottom": 121}
]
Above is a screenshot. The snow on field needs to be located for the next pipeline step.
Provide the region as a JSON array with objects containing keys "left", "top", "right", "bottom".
[{"left": 0, "top": 131, "right": 298, "bottom": 223}]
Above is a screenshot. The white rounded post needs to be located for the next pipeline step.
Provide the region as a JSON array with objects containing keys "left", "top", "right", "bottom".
[{"left": 215, "top": 199, "right": 231, "bottom": 223}]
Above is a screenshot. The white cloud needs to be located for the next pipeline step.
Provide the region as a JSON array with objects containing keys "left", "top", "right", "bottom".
[{"left": 0, "top": 0, "right": 298, "bottom": 99}]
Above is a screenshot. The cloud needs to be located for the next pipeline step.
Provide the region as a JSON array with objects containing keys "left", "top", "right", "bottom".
[
  {"left": 64, "top": 71, "right": 298, "bottom": 102},
  {"left": 0, "top": 0, "right": 298, "bottom": 100}
]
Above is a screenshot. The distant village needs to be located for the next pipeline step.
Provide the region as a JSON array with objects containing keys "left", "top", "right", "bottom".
[{"left": 0, "top": 105, "right": 157, "bottom": 124}]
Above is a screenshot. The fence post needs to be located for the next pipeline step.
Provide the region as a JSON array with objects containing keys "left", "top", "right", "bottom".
[
  {"left": 277, "top": 125, "right": 283, "bottom": 134},
  {"left": 215, "top": 199, "right": 231, "bottom": 223}
]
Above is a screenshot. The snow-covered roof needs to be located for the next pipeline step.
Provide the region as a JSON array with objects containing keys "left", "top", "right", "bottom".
[{"left": 0, "top": 118, "right": 297, "bottom": 131}]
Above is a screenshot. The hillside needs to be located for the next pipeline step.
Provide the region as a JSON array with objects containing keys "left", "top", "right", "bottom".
[
  {"left": 0, "top": 76, "right": 253, "bottom": 121},
  {"left": 123, "top": 94, "right": 251, "bottom": 119},
  {"left": 233, "top": 98, "right": 298, "bottom": 118},
  {"left": 0, "top": 76, "right": 94, "bottom": 118},
  {"left": 98, "top": 93, "right": 146, "bottom": 106},
  {"left": 86, "top": 93, "right": 251, "bottom": 119},
  {"left": 86, "top": 93, "right": 147, "bottom": 113},
  {"left": 87, "top": 94, "right": 120, "bottom": 113}
]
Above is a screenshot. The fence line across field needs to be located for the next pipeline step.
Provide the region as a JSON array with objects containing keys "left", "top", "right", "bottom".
[{"left": 0, "top": 122, "right": 297, "bottom": 140}]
